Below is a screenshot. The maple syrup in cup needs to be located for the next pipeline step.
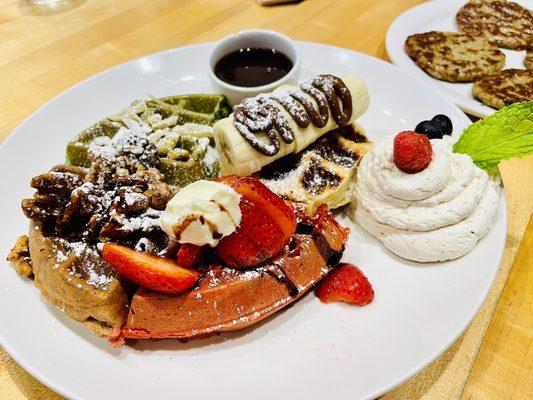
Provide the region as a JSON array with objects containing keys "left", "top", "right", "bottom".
[{"left": 208, "top": 30, "right": 301, "bottom": 105}]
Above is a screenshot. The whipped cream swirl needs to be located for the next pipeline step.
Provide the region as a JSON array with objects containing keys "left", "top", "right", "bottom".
[{"left": 353, "top": 137, "right": 500, "bottom": 262}]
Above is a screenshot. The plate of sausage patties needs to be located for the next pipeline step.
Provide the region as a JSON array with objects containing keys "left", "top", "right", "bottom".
[
  {"left": 1, "top": 37, "right": 520, "bottom": 400},
  {"left": 387, "top": 0, "right": 533, "bottom": 118}
]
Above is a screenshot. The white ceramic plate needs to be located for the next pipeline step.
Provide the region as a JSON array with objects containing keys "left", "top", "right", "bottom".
[
  {"left": 0, "top": 42, "right": 506, "bottom": 400},
  {"left": 386, "top": 0, "right": 532, "bottom": 118}
]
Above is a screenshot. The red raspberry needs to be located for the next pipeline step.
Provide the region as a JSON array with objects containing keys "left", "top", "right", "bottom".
[
  {"left": 315, "top": 263, "right": 374, "bottom": 306},
  {"left": 393, "top": 131, "right": 432, "bottom": 173}
]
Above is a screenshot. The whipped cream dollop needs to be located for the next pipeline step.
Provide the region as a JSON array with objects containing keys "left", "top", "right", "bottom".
[
  {"left": 353, "top": 137, "right": 500, "bottom": 262},
  {"left": 159, "top": 180, "right": 242, "bottom": 247}
]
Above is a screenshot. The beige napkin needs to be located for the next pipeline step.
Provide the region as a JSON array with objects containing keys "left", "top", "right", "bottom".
[{"left": 0, "top": 348, "right": 63, "bottom": 400}]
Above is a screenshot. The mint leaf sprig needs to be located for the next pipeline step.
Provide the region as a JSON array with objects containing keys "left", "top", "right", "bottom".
[{"left": 453, "top": 102, "right": 533, "bottom": 174}]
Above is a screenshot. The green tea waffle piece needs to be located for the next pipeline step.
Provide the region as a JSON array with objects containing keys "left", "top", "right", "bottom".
[
  {"left": 149, "top": 126, "right": 220, "bottom": 187},
  {"left": 65, "top": 119, "right": 122, "bottom": 167},
  {"left": 159, "top": 156, "right": 219, "bottom": 188},
  {"left": 65, "top": 94, "right": 228, "bottom": 186}
]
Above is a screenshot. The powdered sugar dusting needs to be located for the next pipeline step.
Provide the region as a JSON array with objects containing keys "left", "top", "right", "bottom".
[
  {"left": 232, "top": 74, "right": 352, "bottom": 156},
  {"left": 174, "top": 123, "right": 214, "bottom": 137},
  {"left": 51, "top": 238, "right": 115, "bottom": 290},
  {"left": 203, "top": 267, "right": 263, "bottom": 287}
]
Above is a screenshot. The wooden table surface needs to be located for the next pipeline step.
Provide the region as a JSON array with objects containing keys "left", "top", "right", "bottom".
[{"left": 0, "top": 1, "right": 531, "bottom": 399}]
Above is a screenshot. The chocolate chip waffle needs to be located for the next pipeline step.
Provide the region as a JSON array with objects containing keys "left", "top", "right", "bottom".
[{"left": 259, "top": 123, "right": 373, "bottom": 211}]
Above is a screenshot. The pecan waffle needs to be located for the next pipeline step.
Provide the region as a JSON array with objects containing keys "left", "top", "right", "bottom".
[{"left": 16, "top": 159, "right": 177, "bottom": 335}]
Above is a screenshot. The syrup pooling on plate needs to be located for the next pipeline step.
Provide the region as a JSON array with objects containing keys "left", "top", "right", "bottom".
[{"left": 233, "top": 74, "right": 353, "bottom": 156}]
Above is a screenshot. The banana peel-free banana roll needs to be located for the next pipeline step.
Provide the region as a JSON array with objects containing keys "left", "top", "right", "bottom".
[{"left": 213, "top": 74, "right": 370, "bottom": 176}]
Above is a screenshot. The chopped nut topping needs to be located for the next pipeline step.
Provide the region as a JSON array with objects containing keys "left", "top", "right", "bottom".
[
  {"left": 7, "top": 235, "right": 33, "bottom": 277},
  {"left": 21, "top": 163, "right": 176, "bottom": 255}
]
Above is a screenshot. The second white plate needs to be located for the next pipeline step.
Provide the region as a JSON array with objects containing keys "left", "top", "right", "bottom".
[{"left": 386, "top": 0, "right": 532, "bottom": 118}]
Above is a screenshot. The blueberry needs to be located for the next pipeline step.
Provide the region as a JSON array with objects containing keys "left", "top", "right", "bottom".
[
  {"left": 415, "top": 120, "right": 444, "bottom": 139},
  {"left": 431, "top": 114, "right": 453, "bottom": 135}
]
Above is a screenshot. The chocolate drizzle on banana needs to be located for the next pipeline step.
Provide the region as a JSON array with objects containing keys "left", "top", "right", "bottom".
[{"left": 233, "top": 74, "right": 353, "bottom": 156}]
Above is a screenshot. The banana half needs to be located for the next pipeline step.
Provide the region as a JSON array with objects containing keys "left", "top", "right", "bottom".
[{"left": 213, "top": 75, "right": 370, "bottom": 177}]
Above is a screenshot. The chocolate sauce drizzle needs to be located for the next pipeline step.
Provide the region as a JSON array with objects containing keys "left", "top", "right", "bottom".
[
  {"left": 233, "top": 74, "right": 353, "bottom": 156},
  {"left": 264, "top": 264, "right": 299, "bottom": 297}
]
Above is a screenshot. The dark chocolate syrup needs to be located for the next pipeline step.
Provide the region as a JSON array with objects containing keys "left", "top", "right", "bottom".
[
  {"left": 264, "top": 264, "right": 299, "bottom": 297},
  {"left": 214, "top": 47, "right": 293, "bottom": 88}
]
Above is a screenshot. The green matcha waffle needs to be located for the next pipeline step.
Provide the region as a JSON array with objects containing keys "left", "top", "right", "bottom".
[{"left": 65, "top": 94, "right": 230, "bottom": 187}]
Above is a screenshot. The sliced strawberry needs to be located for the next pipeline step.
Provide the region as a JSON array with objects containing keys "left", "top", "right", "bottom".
[
  {"left": 315, "top": 263, "right": 374, "bottom": 306},
  {"left": 224, "top": 176, "right": 296, "bottom": 238},
  {"left": 177, "top": 243, "right": 208, "bottom": 269},
  {"left": 216, "top": 175, "right": 240, "bottom": 186},
  {"left": 102, "top": 243, "right": 198, "bottom": 294},
  {"left": 216, "top": 198, "right": 286, "bottom": 268},
  {"left": 215, "top": 176, "right": 297, "bottom": 268}
]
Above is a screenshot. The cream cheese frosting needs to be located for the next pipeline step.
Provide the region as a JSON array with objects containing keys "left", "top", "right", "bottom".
[{"left": 353, "top": 136, "right": 500, "bottom": 262}]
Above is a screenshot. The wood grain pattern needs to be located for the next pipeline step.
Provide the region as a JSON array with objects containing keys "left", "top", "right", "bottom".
[
  {"left": 0, "top": 1, "right": 531, "bottom": 399},
  {"left": 461, "top": 160, "right": 533, "bottom": 400}
]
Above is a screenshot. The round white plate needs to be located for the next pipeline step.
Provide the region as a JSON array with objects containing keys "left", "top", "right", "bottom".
[
  {"left": 386, "top": 0, "right": 532, "bottom": 118},
  {"left": 0, "top": 42, "right": 506, "bottom": 400}
]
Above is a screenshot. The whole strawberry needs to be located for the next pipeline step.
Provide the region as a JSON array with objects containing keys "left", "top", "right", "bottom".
[
  {"left": 393, "top": 130, "right": 432, "bottom": 173},
  {"left": 315, "top": 263, "right": 374, "bottom": 306},
  {"left": 216, "top": 198, "right": 286, "bottom": 268}
]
